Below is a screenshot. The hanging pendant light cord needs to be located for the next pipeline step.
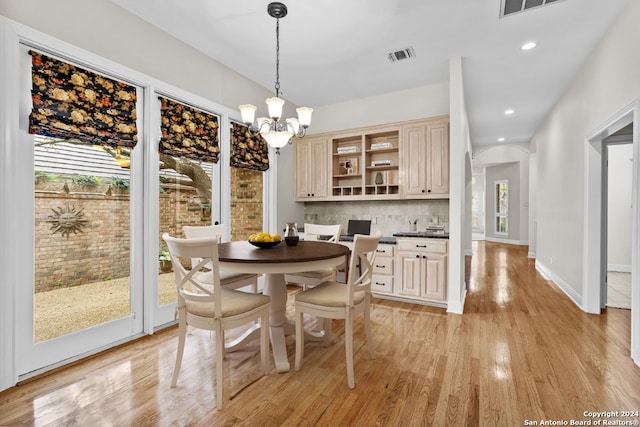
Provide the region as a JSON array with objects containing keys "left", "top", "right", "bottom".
[{"left": 275, "top": 17, "right": 281, "bottom": 98}]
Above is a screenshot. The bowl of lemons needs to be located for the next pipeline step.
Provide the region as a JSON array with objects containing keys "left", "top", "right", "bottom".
[{"left": 248, "top": 232, "right": 282, "bottom": 249}]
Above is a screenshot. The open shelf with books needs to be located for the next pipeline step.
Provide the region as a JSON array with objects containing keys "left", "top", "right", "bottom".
[{"left": 363, "top": 130, "right": 399, "bottom": 198}]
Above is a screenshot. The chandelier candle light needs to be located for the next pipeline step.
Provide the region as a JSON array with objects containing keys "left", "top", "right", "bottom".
[{"left": 239, "top": 2, "right": 313, "bottom": 154}]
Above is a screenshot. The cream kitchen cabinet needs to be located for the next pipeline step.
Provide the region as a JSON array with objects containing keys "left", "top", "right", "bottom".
[
  {"left": 294, "top": 116, "right": 449, "bottom": 201},
  {"left": 371, "top": 244, "right": 394, "bottom": 295},
  {"left": 395, "top": 238, "right": 447, "bottom": 304},
  {"left": 401, "top": 117, "right": 449, "bottom": 198},
  {"left": 295, "top": 137, "right": 329, "bottom": 200}
]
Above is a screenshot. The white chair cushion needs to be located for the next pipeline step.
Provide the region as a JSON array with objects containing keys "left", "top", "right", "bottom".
[
  {"left": 294, "top": 281, "right": 366, "bottom": 307},
  {"left": 289, "top": 268, "right": 335, "bottom": 280},
  {"left": 186, "top": 288, "right": 270, "bottom": 318},
  {"left": 195, "top": 271, "right": 257, "bottom": 285}
]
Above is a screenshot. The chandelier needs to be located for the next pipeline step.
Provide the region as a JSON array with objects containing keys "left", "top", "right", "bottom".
[{"left": 239, "top": 2, "right": 313, "bottom": 154}]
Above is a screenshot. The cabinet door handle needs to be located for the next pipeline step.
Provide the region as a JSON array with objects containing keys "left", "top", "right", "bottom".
[
  {"left": 375, "top": 264, "right": 385, "bottom": 268},
  {"left": 376, "top": 249, "right": 384, "bottom": 253},
  {"left": 422, "top": 255, "right": 426, "bottom": 259},
  {"left": 427, "top": 189, "right": 431, "bottom": 193},
  {"left": 421, "top": 189, "right": 426, "bottom": 193},
  {"left": 375, "top": 282, "right": 385, "bottom": 286},
  {"left": 416, "top": 244, "right": 427, "bottom": 248},
  {"left": 415, "top": 254, "right": 420, "bottom": 258}
]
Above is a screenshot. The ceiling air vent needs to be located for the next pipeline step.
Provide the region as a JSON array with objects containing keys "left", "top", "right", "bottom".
[
  {"left": 500, "top": 0, "right": 565, "bottom": 18},
  {"left": 387, "top": 46, "right": 416, "bottom": 63}
]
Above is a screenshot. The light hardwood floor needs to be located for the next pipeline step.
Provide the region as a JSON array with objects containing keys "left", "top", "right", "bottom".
[{"left": 1, "top": 242, "right": 638, "bottom": 426}]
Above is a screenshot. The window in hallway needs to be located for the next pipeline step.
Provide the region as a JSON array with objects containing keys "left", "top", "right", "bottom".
[{"left": 495, "top": 179, "right": 509, "bottom": 235}]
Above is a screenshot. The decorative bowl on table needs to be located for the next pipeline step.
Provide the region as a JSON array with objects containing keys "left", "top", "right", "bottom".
[{"left": 248, "top": 240, "right": 282, "bottom": 249}]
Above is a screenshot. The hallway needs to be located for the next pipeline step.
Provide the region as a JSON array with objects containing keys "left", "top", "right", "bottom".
[{"left": 0, "top": 241, "right": 638, "bottom": 426}]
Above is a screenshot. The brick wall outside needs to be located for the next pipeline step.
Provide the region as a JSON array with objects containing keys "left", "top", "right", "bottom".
[
  {"left": 35, "top": 186, "right": 205, "bottom": 292},
  {"left": 34, "top": 170, "right": 263, "bottom": 293},
  {"left": 230, "top": 168, "right": 263, "bottom": 241},
  {"left": 35, "top": 191, "right": 132, "bottom": 292}
]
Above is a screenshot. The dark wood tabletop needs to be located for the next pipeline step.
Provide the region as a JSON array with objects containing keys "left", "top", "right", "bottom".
[{"left": 218, "top": 240, "right": 350, "bottom": 264}]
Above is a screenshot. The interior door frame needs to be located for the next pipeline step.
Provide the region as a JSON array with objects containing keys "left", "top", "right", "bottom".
[{"left": 584, "top": 99, "right": 640, "bottom": 367}]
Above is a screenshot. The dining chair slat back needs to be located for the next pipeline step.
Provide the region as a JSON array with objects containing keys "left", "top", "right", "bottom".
[
  {"left": 285, "top": 223, "right": 342, "bottom": 289},
  {"left": 162, "top": 233, "right": 270, "bottom": 411},
  {"left": 183, "top": 225, "right": 258, "bottom": 292},
  {"left": 293, "top": 232, "right": 382, "bottom": 389}
]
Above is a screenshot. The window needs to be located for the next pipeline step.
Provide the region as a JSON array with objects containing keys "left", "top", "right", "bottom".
[{"left": 495, "top": 180, "right": 509, "bottom": 235}]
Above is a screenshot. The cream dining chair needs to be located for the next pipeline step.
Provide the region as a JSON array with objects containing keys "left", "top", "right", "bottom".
[
  {"left": 163, "top": 233, "right": 270, "bottom": 410},
  {"left": 285, "top": 223, "right": 343, "bottom": 343},
  {"left": 294, "top": 232, "right": 381, "bottom": 389},
  {"left": 183, "top": 225, "right": 258, "bottom": 292},
  {"left": 285, "top": 223, "right": 342, "bottom": 289}
]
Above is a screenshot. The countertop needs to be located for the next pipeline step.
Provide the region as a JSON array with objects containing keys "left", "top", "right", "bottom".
[
  {"left": 337, "top": 235, "right": 397, "bottom": 244},
  {"left": 335, "top": 232, "right": 449, "bottom": 245},
  {"left": 392, "top": 231, "right": 449, "bottom": 239}
]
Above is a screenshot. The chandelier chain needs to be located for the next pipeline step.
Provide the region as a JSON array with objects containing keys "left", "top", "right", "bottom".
[{"left": 275, "top": 18, "right": 281, "bottom": 98}]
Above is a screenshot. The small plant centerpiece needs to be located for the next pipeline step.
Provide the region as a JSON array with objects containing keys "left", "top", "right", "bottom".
[{"left": 159, "top": 248, "right": 172, "bottom": 273}]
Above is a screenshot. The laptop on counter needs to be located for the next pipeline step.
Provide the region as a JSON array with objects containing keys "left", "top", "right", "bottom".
[{"left": 346, "top": 219, "right": 371, "bottom": 236}]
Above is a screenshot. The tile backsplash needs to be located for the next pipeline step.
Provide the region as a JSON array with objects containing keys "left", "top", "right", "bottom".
[{"left": 302, "top": 199, "right": 449, "bottom": 236}]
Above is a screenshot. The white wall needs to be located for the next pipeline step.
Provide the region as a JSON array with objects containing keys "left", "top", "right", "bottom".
[
  {"left": 447, "top": 56, "right": 472, "bottom": 314},
  {"left": 528, "top": 151, "right": 537, "bottom": 258},
  {"left": 473, "top": 143, "right": 530, "bottom": 245},
  {"left": 309, "top": 82, "right": 449, "bottom": 134},
  {"left": 530, "top": 0, "right": 640, "bottom": 298},
  {"left": 608, "top": 143, "right": 633, "bottom": 271}
]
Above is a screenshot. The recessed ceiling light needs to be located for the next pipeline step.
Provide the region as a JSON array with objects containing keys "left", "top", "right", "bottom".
[
  {"left": 498, "top": 137, "right": 505, "bottom": 142},
  {"left": 521, "top": 41, "right": 537, "bottom": 51},
  {"left": 505, "top": 109, "right": 514, "bottom": 115}
]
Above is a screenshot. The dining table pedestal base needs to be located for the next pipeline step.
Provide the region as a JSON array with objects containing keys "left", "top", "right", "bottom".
[{"left": 264, "top": 272, "right": 327, "bottom": 373}]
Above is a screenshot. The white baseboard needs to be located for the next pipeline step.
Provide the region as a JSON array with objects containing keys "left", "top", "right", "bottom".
[
  {"left": 464, "top": 249, "right": 473, "bottom": 257},
  {"left": 535, "top": 260, "right": 582, "bottom": 309},
  {"left": 485, "top": 236, "right": 528, "bottom": 246},
  {"left": 528, "top": 251, "right": 536, "bottom": 259},
  {"left": 608, "top": 264, "right": 631, "bottom": 273},
  {"left": 447, "top": 288, "right": 467, "bottom": 314}
]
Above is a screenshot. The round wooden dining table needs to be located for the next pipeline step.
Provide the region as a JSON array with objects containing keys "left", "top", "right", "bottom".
[{"left": 217, "top": 240, "right": 350, "bottom": 373}]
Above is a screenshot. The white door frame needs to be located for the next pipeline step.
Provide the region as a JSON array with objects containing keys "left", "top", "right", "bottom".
[{"left": 584, "top": 100, "right": 640, "bottom": 366}]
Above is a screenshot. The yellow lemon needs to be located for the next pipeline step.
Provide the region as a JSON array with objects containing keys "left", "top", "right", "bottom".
[{"left": 272, "top": 233, "right": 281, "bottom": 242}]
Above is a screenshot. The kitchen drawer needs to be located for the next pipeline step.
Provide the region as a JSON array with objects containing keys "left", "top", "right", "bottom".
[
  {"left": 375, "top": 244, "right": 394, "bottom": 257},
  {"left": 371, "top": 274, "right": 393, "bottom": 294},
  {"left": 373, "top": 257, "right": 393, "bottom": 275},
  {"left": 397, "top": 238, "right": 447, "bottom": 254}
]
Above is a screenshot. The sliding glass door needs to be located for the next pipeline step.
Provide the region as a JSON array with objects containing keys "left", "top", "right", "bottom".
[{"left": 15, "top": 46, "right": 144, "bottom": 376}]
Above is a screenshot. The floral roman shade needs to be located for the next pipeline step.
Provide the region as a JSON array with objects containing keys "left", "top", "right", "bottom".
[
  {"left": 158, "top": 97, "right": 220, "bottom": 163},
  {"left": 28, "top": 50, "right": 138, "bottom": 149},
  {"left": 230, "top": 122, "right": 269, "bottom": 171}
]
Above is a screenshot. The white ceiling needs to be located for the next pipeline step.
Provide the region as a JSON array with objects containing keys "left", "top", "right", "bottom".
[{"left": 110, "top": 0, "right": 628, "bottom": 148}]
